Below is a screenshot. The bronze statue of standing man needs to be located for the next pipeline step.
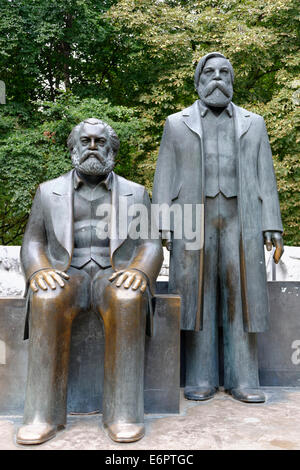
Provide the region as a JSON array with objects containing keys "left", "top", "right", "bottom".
[{"left": 153, "top": 52, "right": 284, "bottom": 403}]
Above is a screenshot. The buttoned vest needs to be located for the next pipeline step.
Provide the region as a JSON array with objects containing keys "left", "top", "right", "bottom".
[
  {"left": 71, "top": 190, "right": 111, "bottom": 269},
  {"left": 202, "top": 110, "right": 237, "bottom": 198}
]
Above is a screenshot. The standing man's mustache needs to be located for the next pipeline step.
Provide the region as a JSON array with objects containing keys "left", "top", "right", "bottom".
[{"left": 204, "top": 81, "right": 231, "bottom": 98}]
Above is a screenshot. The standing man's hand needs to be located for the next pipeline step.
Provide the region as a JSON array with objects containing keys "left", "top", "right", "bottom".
[
  {"left": 161, "top": 230, "right": 173, "bottom": 252},
  {"left": 264, "top": 231, "right": 284, "bottom": 264},
  {"left": 30, "top": 269, "right": 70, "bottom": 293}
]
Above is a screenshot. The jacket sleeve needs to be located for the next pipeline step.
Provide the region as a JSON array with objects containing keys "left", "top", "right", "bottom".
[
  {"left": 257, "top": 118, "right": 283, "bottom": 233},
  {"left": 152, "top": 117, "right": 177, "bottom": 231},
  {"left": 127, "top": 188, "right": 163, "bottom": 294},
  {"left": 20, "top": 185, "right": 53, "bottom": 283}
]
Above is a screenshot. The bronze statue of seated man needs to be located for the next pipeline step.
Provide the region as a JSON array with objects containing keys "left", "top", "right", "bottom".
[{"left": 16, "top": 118, "right": 163, "bottom": 445}]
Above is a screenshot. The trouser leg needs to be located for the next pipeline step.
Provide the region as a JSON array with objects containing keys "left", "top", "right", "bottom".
[
  {"left": 93, "top": 277, "right": 147, "bottom": 426},
  {"left": 219, "top": 195, "right": 259, "bottom": 390},
  {"left": 223, "top": 314, "right": 259, "bottom": 390},
  {"left": 184, "top": 196, "right": 219, "bottom": 390},
  {"left": 23, "top": 268, "right": 90, "bottom": 426}
]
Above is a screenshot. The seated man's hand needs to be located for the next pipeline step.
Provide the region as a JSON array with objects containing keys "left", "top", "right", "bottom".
[
  {"left": 109, "top": 269, "right": 147, "bottom": 293},
  {"left": 30, "top": 269, "right": 70, "bottom": 293},
  {"left": 264, "top": 231, "right": 284, "bottom": 264}
]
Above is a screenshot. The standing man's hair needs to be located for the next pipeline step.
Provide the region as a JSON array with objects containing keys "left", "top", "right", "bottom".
[{"left": 194, "top": 52, "right": 234, "bottom": 90}]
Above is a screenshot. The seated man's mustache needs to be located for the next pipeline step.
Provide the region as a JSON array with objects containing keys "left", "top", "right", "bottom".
[
  {"left": 204, "top": 81, "right": 231, "bottom": 98},
  {"left": 80, "top": 150, "right": 105, "bottom": 163}
]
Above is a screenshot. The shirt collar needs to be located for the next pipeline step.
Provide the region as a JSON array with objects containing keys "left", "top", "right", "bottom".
[
  {"left": 74, "top": 170, "right": 113, "bottom": 191},
  {"left": 198, "top": 100, "right": 233, "bottom": 118}
]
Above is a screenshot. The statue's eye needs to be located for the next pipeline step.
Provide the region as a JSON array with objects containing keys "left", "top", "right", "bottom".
[
  {"left": 80, "top": 138, "right": 89, "bottom": 144},
  {"left": 96, "top": 138, "right": 107, "bottom": 145}
]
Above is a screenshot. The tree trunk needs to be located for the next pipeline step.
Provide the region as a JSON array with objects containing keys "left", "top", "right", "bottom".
[{"left": 60, "top": 13, "right": 73, "bottom": 90}]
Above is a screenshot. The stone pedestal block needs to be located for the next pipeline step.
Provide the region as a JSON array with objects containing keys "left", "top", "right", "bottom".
[{"left": 0, "top": 293, "right": 181, "bottom": 415}]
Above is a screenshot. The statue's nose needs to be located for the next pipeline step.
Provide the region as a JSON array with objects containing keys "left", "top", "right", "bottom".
[{"left": 89, "top": 138, "right": 97, "bottom": 149}]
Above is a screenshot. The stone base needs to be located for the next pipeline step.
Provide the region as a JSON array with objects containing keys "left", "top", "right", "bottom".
[
  {"left": 0, "top": 281, "right": 299, "bottom": 416},
  {"left": 258, "top": 282, "right": 300, "bottom": 386},
  {"left": 0, "top": 293, "right": 181, "bottom": 415},
  {"left": 67, "top": 294, "right": 181, "bottom": 414},
  {"left": 159, "top": 281, "right": 300, "bottom": 387}
]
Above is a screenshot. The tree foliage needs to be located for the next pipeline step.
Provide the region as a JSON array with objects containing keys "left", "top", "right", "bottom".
[
  {"left": 0, "top": 94, "right": 144, "bottom": 244},
  {"left": 0, "top": 0, "right": 299, "bottom": 244}
]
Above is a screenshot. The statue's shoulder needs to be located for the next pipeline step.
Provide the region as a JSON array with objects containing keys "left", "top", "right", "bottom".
[
  {"left": 233, "top": 103, "right": 264, "bottom": 123},
  {"left": 166, "top": 109, "right": 186, "bottom": 121},
  {"left": 114, "top": 173, "right": 146, "bottom": 196},
  {"left": 164, "top": 103, "right": 194, "bottom": 126},
  {"left": 39, "top": 170, "right": 73, "bottom": 194}
]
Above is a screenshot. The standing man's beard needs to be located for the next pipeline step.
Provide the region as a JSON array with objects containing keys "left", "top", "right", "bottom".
[
  {"left": 197, "top": 80, "right": 233, "bottom": 108},
  {"left": 71, "top": 148, "right": 115, "bottom": 176}
]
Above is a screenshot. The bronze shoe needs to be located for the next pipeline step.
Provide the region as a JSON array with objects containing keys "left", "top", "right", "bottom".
[
  {"left": 230, "top": 387, "right": 266, "bottom": 403},
  {"left": 16, "top": 423, "right": 59, "bottom": 445},
  {"left": 184, "top": 386, "right": 218, "bottom": 401},
  {"left": 104, "top": 422, "right": 145, "bottom": 443}
]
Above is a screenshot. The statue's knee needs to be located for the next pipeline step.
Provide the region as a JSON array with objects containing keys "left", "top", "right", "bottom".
[
  {"left": 113, "top": 287, "right": 143, "bottom": 303},
  {"left": 31, "top": 285, "right": 69, "bottom": 305},
  {"left": 107, "top": 285, "right": 144, "bottom": 304}
]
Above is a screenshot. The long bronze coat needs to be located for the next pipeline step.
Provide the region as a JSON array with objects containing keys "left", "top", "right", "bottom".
[
  {"left": 153, "top": 100, "right": 283, "bottom": 332},
  {"left": 21, "top": 169, "right": 163, "bottom": 337}
]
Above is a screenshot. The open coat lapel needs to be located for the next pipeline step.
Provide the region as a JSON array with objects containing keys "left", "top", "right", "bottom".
[
  {"left": 50, "top": 170, "right": 74, "bottom": 260},
  {"left": 49, "top": 170, "right": 134, "bottom": 267},
  {"left": 182, "top": 100, "right": 252, "bottom": 141},
  {"left": 181, "top": 100, "right": 205, "bottom": 331},
  {"left": 109, "top": 172, "right": 134, "bottom": 264},
  {"left": 181, "top": 99, "right": 205, "bottom": 205},
  {"left": 182, "top": 100, "right": 203, "bottom": 140},
  {"left": 232, "top": 103, "right": 252, "bottom": 139}
]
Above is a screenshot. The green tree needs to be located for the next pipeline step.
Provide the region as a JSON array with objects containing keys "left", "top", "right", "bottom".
[
  {"left": 106, "top": 0, "right": 300, "bottom": 244},
  {"left": 0, "top": 0, "right": 299, "bottom": 244},
  {"left": 0, "top": 94, "right": 144, "bottom": 244},
  {"left": 0, "top": 0, "right": 119, "bottom": 102}
]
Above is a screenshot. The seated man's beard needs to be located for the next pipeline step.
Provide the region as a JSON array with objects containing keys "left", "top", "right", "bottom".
[
  {"left": 198, "top": 80, "right": 233, "bottom": 108},
  {"left": 71, "top": 148, "right": 115, "bottom": 175}
]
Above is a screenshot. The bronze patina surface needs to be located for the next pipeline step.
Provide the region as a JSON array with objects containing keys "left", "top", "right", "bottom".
[
  {"left": 153, "top": 53, "right": 284, "bottom": 404},
  {"left": 17, "top": 118, "right": 163, "bottom": 444}
]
